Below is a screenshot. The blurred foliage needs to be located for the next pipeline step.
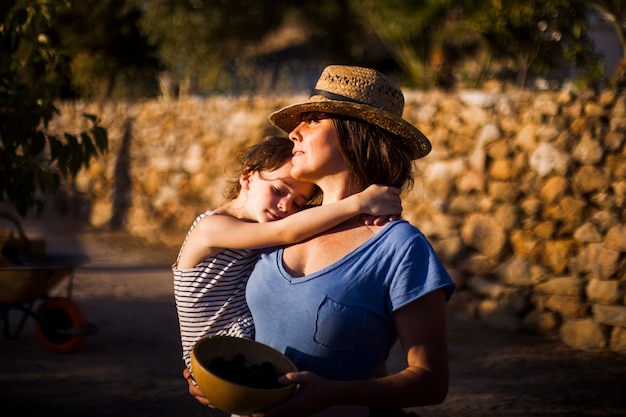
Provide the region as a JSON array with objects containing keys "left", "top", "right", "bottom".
[
  {"left": 1, "top": 0, "right": 623, "bottom": 217},
  {"left": 466, "top": 0, "right": 603, "bottom": 88},
  {"left": 138, "top": 0, "right": 286, "bottom": 94},
  {"left": 587, "top": 0, "right": 626, "bottom": 52},
  {"left": 586, "top": 0, "right": 626, "bottom": 88},
  {"left": 356, "top": 0, "right": 460, "bottom": 88},
  {"left": 0, "top": 0, "right": 108, "bottom": 217},
  {"left": 55, "top": 0, "right": 162, "bottom": 99},
  {"left": 134, "top": 0, "right": 616, "bottom": 92},
  {"left": 137, "top": 0, "right": 378, "bottom": 95},
  {"left": 5, "top": 0, "right": 624, "bottom": 97}
]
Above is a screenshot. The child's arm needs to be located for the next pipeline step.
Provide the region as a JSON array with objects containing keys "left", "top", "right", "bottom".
[{"left": 177, "top": 184, "right": 400, "bottom": 269}]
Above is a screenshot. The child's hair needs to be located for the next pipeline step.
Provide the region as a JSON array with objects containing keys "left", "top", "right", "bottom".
[{"left": 223, "top": 135, "right": 321, "bottom": 203}]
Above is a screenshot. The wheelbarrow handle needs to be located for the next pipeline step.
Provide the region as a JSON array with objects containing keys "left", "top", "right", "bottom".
[
  {"left": 0, "top": 212, "right": 28, "bottom": 242},
  {"left": 1, "top": 212, "right": 46, "bottom": 264}
]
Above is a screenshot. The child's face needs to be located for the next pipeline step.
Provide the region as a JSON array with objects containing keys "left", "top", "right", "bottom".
[{"left": 243, "top": 161, "right": 316, "bottom": 223}]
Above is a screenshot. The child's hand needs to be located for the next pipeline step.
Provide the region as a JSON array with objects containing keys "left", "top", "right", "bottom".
[
  {"left": 361, "top": 214, "right": 399, "bottom": 226},
  {"left": 358, "top": 184, "right": 402, "bottom": 217}
]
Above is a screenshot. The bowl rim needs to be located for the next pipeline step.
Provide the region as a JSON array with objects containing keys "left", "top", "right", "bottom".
[{"left": 191, "top": 335, "right": 298, "bottom": 393}]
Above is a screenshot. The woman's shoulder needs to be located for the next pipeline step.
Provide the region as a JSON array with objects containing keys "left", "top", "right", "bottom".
[
  {"left": 377, "top": 220, "right": 434, "bottom": 250},
  {"left": 384, "top": 219, "right": 424, "bottom": 237}
]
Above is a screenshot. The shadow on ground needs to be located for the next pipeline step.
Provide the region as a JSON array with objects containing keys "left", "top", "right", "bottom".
[{"left": 1, "top": 213, "right": 625, "bottom": 417}]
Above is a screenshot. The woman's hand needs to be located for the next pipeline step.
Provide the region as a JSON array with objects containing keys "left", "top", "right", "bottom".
[
  {"left": 182, "top": 367, "right": 214, "bottom": 408},
  {"left": 253, "top": 371, "right": 334, "bottom": 417}
]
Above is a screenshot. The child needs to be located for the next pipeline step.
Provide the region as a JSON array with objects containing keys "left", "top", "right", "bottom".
[{"left": 173, "top": 135, "right": 401, "bottom": 373}]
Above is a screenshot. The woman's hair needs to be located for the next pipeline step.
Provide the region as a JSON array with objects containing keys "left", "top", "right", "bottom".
[
  {"left": 332, "top": 116, "right": 416, "bottom": 191},
  {"left": 223, "top": 135, "right": 321, "bottom": 203}
]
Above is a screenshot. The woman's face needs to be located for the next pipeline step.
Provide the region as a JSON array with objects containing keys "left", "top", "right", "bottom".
[{"left": 288, "top": 112, "right": 348, "bottom": 183}]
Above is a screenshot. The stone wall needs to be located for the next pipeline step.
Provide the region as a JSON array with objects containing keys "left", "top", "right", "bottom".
[{"left": 48, "top": 89, "right": 626, "bottom": 354}]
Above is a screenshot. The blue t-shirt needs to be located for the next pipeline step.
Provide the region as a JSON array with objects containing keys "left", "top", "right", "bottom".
[{"left": 246, "top": 220, "right": 455, "bottom": 381}]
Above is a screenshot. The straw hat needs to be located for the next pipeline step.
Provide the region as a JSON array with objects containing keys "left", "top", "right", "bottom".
[{"left": 269, "top": 65, "right": 431, "bottom": 159}]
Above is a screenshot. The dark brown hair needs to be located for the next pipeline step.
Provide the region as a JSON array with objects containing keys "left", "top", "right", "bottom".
[
  {"left": 223, "top": 135, "right": 321, "bottom": 202},
  {"left": 331, "top": 116, "right": 416, "bottom": 191}
]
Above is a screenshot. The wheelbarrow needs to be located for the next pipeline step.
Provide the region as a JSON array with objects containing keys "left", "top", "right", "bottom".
[{"left": 0, "top": 212, "right": 97, "bottom": 353}]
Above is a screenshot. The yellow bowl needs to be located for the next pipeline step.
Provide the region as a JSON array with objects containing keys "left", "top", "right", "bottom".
[{"left": 191, "top": 335, "right": 298, "bottom": 415}]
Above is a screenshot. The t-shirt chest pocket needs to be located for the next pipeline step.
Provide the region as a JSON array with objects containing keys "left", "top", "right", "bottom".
[{"left": 313, "top": 297, "right": 366, "bottom": 350}]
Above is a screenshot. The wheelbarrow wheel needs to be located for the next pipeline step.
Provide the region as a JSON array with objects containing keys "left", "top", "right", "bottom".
[{"left": 34, "top": 297, "right": 87, "bottom": 353}]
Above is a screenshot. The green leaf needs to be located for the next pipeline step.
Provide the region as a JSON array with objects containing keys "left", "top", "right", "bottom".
[
  {"left": 30, "top": 131, "right": 46, "bottom": 156},
  {"left": 93, "top": 125, "right": 108, "bottom": 153},
  {"left": 81, "top": 132, "right": 96, "bottom": 166},
  {"left": 48, "top": 136, "right": 62, "bottom": 161}
]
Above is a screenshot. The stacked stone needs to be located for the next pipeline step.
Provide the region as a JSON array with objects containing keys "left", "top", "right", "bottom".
[
  {"left": 402, "top": 89, "right": 626, "bottom": 354},
  {"left": 49, "top": 88, "right": 626, "bottom": 354}
]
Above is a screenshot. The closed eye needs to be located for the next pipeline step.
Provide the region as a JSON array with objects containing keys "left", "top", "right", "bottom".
[{"left": 273, "top": 186, "right": 287, "bottom": 196}]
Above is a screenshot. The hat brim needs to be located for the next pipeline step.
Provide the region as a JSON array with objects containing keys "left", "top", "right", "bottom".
[{"left": 269, "top": 100, "right": 432, "bottom": 159}]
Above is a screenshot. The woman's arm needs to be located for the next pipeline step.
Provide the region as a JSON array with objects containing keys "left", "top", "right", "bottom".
[
  {"left": 177, "top": 184, "right": 400, "bottom": 269},
  {"left": 253, "top": 290, "right": 450, "bottom": 417}
]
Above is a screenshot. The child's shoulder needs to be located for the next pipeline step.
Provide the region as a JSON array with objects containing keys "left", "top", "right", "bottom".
[
  {"left": 192, "top": 209, "right": 216, "bottom": 223},
  {"left": 186, "top": 210, "right": 217, "bottom": 234},
  {"left": 191, "top": 209, "right": 244, "bottom": 233},
  {"left": 197, "top": 209, "right": 216, "bottom": 220}
]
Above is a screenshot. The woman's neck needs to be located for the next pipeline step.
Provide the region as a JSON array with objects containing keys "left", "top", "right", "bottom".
[{"left": 318, "top": 177, "right": 359, "bottom": 205}]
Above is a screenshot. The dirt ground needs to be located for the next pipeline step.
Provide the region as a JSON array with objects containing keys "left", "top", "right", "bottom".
[{"left": 1, "top": 212, "right": 625, "bottom": 417}]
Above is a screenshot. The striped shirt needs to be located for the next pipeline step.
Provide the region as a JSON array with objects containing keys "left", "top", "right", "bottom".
[{"left": 172, "top": 211, "right": 260, "bottom": 370}]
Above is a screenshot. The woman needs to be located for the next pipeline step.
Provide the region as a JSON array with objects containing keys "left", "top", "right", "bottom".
[
  {"left": 173, "top": 135, "right": 401, "bottom": 377},
  {"left": 245, "top": 65, "right": 455, "bottom": 417}
]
